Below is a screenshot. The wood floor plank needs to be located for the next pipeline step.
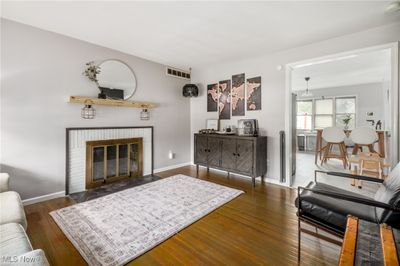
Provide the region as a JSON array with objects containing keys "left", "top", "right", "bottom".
[{"left": 24, "top": 166, "right": 340, "bottom": 265}]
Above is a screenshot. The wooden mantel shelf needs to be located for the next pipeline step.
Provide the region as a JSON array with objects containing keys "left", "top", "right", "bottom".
[{"left": 69, "top": 96, "right": 156, "bottom": 109}]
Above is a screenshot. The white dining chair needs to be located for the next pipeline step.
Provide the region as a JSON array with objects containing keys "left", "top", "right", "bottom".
[
  {"left": 321, "top": 127, "right": 348, "bottom": 168},
  {"left": 349, "top": 127, "right": 378, "bottom": 155}
]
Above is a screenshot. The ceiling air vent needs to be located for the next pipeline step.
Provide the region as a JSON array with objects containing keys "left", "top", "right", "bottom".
[{"left": 166, "top": 67, "right": 191, "bottom": 80}]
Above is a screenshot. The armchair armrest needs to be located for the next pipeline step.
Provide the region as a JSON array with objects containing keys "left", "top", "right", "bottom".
[
  {"left": 0, "top": 173, "right": 10, "bottom": 192},
  {"left": 314, "top": 170, "right": 384, "bottom": 183},
  {"left": 297, "top": 186, "right": 400, "bottom": 212}
]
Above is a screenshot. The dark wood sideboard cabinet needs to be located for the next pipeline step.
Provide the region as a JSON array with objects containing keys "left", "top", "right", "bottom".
[{"left": 194, "top": 134, "right": 267, "bottom": 187}]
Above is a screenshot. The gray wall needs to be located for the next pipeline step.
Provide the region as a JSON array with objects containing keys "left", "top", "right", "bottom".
[
  {"left": 191, "top": 22, "right": 400, "bottom": 181},
  {"left": 297, "top": 82, "right": 387, "bottom": 128},
  {"left": 0, "top": 19, "right": 191, "bottom": 199}
]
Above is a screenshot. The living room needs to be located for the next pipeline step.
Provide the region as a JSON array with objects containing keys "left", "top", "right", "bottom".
[{"left": 1, "top": 1, "right": 400, "bottom": 265}]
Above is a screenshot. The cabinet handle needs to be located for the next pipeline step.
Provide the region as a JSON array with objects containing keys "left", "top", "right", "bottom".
[
  {"left": 233, "top": 153, "right": 236, "bottom": 156},
  {"left": 237, "top": 153, "right": 240, "bottom": 157},
  {"left": 204, "top": 149, "right": 208, "bottom": 152}
]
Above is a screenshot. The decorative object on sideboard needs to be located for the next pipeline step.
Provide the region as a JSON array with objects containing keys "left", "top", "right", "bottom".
[
  {"left": 218, "top": 79, "right": 231, "bottom": 119},
  {"left": 237, "top": 119, "right": 258, "bottom": 136},
  {"left": 301, "top": 76, "right": 313, "bottom": 97},
  {"left": 232, "top": 73, "right": 245, "bottom": 116},
  {"left": 81, "top": 100, "right": 96, "bottom": 119},
  {"left": 198, "top": 129, "right": 217, "bottom": 134},
  {"left": 219, "top": 125, "right": 236, "bottom": 135},
  {"left": 207, "top": 83, "right": 218, "bottom": 112},
  {"left": 182, "top": 84, "right": 199, "bottom": 97},
  {"left": 246, "top": 76, "right": 262, "bottom": 110},
  {"left": 206, "top": 119, "right": 219, "bottom": 131}
]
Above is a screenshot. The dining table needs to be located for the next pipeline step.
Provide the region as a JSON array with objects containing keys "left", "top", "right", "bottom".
[{"left": 314, "top": 129, "right": 386, "bottom": 164}]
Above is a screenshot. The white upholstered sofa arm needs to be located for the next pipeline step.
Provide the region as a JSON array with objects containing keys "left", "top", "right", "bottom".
[{"left": 0, "top": 173, "right": 10, "bottom": 193}]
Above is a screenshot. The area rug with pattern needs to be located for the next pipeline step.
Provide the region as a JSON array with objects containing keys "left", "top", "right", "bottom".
[{"left": 50, "top": 174, "right": 244, "bottom": 266}]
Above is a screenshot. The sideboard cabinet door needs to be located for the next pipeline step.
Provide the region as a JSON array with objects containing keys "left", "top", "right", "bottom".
[
  {"left": 221, "top": 138, "right": 237, "bottom": 170},
  {"left": 207, "top": 137, "right": 222, "bottom": 167},
  {"left": 236, "top": 139, "right": 254, "bottom": 175},
  {"left": 195, "top": 135, "right": 208, "bottom": 164}
]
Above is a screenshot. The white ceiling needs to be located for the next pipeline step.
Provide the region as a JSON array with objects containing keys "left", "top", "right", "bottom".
[
  {"left": 291, "top": 48, "right": 392, "bottom": 91},
  {"left": 1, "top": 1, "right": 400, "bottom": 69}
]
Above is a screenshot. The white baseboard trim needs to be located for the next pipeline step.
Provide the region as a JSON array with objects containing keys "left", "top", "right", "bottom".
[
  {"left": 22, "top": 191, "right": 66, "bottom": 206},
  {"left": 153, "top": 162, "right": 192, "bottom": 174},
  {"left": 264, "top": 177, "right": 290, "bottom": 188}
]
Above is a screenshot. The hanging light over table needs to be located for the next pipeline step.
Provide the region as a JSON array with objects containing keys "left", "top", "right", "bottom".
[{"left": 301, "top": 77, "right": 313, "bottom": 97}]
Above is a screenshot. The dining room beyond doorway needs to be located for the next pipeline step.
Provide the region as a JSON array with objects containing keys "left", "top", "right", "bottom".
[{"left": 289, "top": 46, "right": 397, "bottom": 195}]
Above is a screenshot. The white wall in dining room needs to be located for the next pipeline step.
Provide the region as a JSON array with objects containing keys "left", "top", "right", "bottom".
[
  {"left": 0, "top": 19, "right": 191, "bottom": 200},
  {"left": 190, "top": 22, "right": 400, "bottom": 182}
]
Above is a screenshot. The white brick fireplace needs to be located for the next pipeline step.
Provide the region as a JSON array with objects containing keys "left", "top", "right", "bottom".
[{"left": 66, "top": 127, "right": 153, "bottom": 194}]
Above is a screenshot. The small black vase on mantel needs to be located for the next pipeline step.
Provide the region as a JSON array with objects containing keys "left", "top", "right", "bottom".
[{"left": 98, "top": 87, "right": 107, "bottom": 99}]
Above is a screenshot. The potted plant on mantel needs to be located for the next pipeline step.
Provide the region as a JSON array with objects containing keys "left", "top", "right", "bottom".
[{"left": 342, "top": 113, "right": 352, "bottom": 130}]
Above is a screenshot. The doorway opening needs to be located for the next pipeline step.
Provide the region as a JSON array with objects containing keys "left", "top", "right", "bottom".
[{"left": 285, "top": 43, "right": 399, "bottom": 193}]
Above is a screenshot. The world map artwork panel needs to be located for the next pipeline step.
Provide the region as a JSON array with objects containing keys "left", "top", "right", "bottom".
[
  {"left": 246, "top": 76, "right": 261, "bottom": 111},
  {"left": 231, "top": 73, "right": 245, "bottom": 116},
  {"left": 207, "top": 83, "right": 218, "bottom": 112},
  {"left": 218, "top": 80, "right": 231, "bottom": 119}
]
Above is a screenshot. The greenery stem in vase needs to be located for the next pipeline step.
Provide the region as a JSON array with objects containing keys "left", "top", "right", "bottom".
[
  {"left": 342, "top": 113, "right": 352, "bottom": 130},
  {"left": 83, "top": 61, "right": 101, "bottom": 86}
]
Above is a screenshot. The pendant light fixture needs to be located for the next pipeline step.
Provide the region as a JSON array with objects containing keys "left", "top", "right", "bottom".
[
  {"left": 301, "top": 77, "right": 313, "bottom": 97},
  {"left": 182, "top": 67, "right": 199, "bottom": 97}
]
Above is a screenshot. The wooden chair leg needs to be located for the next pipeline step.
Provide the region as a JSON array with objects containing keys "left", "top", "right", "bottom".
[
  {"left": 319, "top": 145, "right": 324, "bottom": 160},
  {"left": 352, "top": 144, "right": 359, "bottom": 155},
  {"left": 321, "top": 143, "right": 331, "bottom": 165},
  {"left": 367, "top": 144, "right": 376, "bottom": 153},
  {"left": 315, "top": 136, "right": 321, "bottom": 164},
  {"left": 343, "top": 143, "right": 348, "bottom": 168},
  {"left": 339, "top": 143, "right": 347, "bottom": 168}
]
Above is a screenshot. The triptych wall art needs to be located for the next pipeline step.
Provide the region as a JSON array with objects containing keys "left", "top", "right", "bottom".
[
  {"left": 207, "top": 73, "right": 262, "bottom": 119},
  {"left": 207, "top": 83, "right": 218, "bottom": 112}
]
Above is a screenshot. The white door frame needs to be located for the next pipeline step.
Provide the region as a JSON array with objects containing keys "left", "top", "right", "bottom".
[{"left": 284, "top": 42, "right": 399, "bottom": 187}]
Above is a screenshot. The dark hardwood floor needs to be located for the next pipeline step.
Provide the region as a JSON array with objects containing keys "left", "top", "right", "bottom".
[{"left": 24, "top": 166, "right": 341, "bottom": 265}]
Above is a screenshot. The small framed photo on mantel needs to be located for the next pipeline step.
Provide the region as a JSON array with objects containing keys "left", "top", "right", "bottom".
[{"left": 206, "top": 119, "right": 219, "bottom": 131}]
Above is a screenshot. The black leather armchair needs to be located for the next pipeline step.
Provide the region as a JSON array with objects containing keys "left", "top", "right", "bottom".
[{"left": 295, "top": 163, "right": 400, "bottom": 236}]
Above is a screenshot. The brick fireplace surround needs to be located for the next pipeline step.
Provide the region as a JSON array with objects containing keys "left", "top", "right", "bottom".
[{"left": 65, "top": 126, "right": 153, "bottom": 194}]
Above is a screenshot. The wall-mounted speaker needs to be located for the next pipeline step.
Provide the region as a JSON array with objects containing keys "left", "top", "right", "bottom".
[{"left": 182, "top": 84, "right": 199, "bottom": 97}]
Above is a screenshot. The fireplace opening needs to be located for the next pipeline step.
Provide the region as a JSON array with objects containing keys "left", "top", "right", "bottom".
[{"left": 86, "top": 138, "right": 143, "bottom": 189}]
